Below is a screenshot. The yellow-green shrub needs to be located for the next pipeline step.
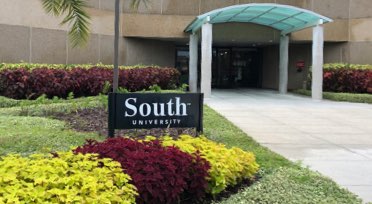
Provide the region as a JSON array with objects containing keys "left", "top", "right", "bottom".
[
  {"left": 149, "top": 135, "right": 259, "bottom": 195},
  {"left": 0, "top": 152, "right": 137, "bottom": 203}
]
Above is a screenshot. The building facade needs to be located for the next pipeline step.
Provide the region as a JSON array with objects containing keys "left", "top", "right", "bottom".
[{"left": 1, "top": 0, "right": 372, "bottom": 90}]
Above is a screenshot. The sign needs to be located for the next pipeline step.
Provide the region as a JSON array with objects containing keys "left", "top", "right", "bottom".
[
  {"left": 296, "top": 60, "right": 305, "bottom": 72},
  {"left": 108, "top": 93, "right": 203, "bottom": 137}
]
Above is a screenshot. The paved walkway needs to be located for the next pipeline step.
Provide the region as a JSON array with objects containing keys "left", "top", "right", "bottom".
[{"left": 205, "top": 89, "right": 372, "bottom": 203}]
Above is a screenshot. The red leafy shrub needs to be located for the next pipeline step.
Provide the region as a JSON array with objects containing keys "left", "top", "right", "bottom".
[
  {"left": 323, "top": 69, "right": 372, "bottom": 93},
  {"left": 0, "top": 68, "right": 31, "bottom": 99},
  {"left": 0, "top": 66, "right": 180, "bottom": 99},
  {"left": 69, "top": 68, "right": 112, "bottom": 97},
  {"left": 74, "top": 138, "right": 210, "bottom": 204}
]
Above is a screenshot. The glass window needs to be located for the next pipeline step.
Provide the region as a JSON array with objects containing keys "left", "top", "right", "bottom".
[{"left": 175, "top": 48, "right": 189, "bottom": 85}]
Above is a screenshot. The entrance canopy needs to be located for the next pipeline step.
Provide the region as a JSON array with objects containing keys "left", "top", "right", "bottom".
[
  {"left": 186, "top": 3, "right": 333, "bottom": 101},
  {"left": 184, "top": 3, "right": 332, "bottom": 35}
]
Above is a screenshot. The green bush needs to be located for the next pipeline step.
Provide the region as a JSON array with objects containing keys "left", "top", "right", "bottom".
[
  {"left": 0, "top": 152, "right": 138, "bottom": 203},
  {"left": 149, "top": 135, "right": 259, "bottom": 195},
  {"left": 323, "top": 63, "right": 372, "bottom": 71},
  {"left": 217, "top": 167, "right": 362, "bottom": 204},
  {"left": 293, "top": 89, "right": 372, "bottom": 104},
  {"left": 0, "top": 62, "right": 159, "bottom": 71}
]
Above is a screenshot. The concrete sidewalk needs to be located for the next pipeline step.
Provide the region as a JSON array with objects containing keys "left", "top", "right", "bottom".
[{"left": 205, "top": 89, "right": 372, "bottom": 203}]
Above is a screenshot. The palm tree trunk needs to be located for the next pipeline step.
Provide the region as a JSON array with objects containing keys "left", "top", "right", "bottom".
[{"left": 113, "top": 0, "right": 120, "bottom": 93}]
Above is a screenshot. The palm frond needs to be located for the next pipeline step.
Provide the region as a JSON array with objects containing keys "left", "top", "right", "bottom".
[
  {"left": 131, "top": 0, "right": 150, "bottom": 10},
  {"left": 41, "top": 0, "right": 91, "bottom": 47},
  {"left": 41, "top": 0, "right": 63, "bottom": 16},
  {"left": 61, "top": 0, "right": 91, "bottom": 47},
  {"left": 41, "top": 0, "right": 150, "bottom": 47}
]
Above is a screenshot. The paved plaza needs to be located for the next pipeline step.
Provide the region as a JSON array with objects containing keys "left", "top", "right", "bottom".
[{"left": 206, "top": 89, "right": 372, "bottom": 202}]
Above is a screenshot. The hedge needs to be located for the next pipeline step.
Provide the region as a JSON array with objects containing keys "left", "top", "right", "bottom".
[
  {"left": 307, "top": 63, "right": 372, "bottom": 94},
  {"left": 0, "top": 67, "right": 180, "bottom": 99},
  {"left": 0, "top": 62, "right": 158, "bottom": 71},
  {"left": 323, "top": 63, "right": 372, "bottom": 71},
  {"left": 323, "top": 68, "right": 371, "bottom": 93}
]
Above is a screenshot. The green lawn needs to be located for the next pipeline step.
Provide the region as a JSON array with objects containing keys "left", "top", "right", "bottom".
[
  {"left": 0, "top": 96, "right": 363, "bottom": 203},
  {"left": 293, "top": 89, "right": 372, "bottom": 104},
  {"left": 0, "top": 116, "right": 103, "bottom": 156},
  {"left": 215, "top": 167, "right": 361, "bottom": 204}
]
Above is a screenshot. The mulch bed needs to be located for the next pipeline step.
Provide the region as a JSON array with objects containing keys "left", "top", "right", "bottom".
[{"left": 50, "top": 107, "right": 197, "bottom": 139}]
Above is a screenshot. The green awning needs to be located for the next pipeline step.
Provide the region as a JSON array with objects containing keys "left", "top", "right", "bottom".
[{"left": 184, "top": 3, "right": 333, "bottom": 35}]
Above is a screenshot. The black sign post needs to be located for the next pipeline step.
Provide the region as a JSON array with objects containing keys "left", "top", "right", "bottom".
[{"left": 108, "top": 93, "right": 203, "bottom": 137}]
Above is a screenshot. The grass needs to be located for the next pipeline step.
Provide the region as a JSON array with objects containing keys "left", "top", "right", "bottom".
[
  {"left": 293, "top": 89, "right": 372, "bottom": 104},
  {"left": 0, "top": 89, "right": 185, "bottom": 109},
  {"left": 215, "top": 167, "right": 361, "bottom": 204},
  {"left": 0, "top": 95, "right": 106, "bottom": 108},
  {"left": 0, "top": 116, "right": 104, "bottom": 156},
  {"left": 0, "top": 99, "right": 106, "bottom": 117},
  {"left": 0, "top": 95, "right": 363, "bottom": 203}
]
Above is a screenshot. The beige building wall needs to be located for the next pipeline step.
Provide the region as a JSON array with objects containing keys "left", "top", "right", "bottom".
[
  {"left": 1, "top": 0, "right": 372, "bottom": 92},
  {"left": 348, "top": 2, "right": 372, "bottom": 64},
  {"left": 262, "top": 45, "right": 279, "bottom": 89},
  {"left": 262, "top": 43, "right": 312, "bottom": 90},
  {"left": 124, "top": 38, "right": 176, "bottom": 67},
  {"left": 0, "top": 0, "right": 119, "bottom": 64},
  {"left": 0, "top": 22, "right": 121, "bottom": 65},
  {"left": 0, "top": 24, "right": 30, "bottom": 63},
  {"left": 287, "top": 44, "right": 312, "bottom": 90},
  {"left": 292, "top": 0, "right": 372, "bottom": 64}
]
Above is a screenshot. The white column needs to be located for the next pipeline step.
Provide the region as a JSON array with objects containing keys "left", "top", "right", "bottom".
[
  {"left": 279, "top": 35, "right": 289, "bottom": 94},
  {"left": 189, "top": 33, "right": 198, "bottom": 93},
  {"left": 201, "top": 19, "right": 213, "bottom": 98},
  {"left": 312, "top": 23, "right": 324, "bottom": 100}
]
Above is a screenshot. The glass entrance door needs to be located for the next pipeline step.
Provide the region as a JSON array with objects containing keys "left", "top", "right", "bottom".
[
  {"left": 176, "top": 46, "right": 262, "bottom": 89},
  {"left": 212, "top": 47, "right": 261, "bottom": 88},
  {"left": 232, "top": 48, "right": 260, "bottom": 88},
  {"left": 214, "top": 48, "right": 232, "bottom": 88}
]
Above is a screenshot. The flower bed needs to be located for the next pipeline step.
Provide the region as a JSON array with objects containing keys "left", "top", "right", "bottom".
[
  {"left": 0, "top": 152, "right": 137, "bottom": 203},
  {"left": 74, "top": 136, "right": 259, "bottom": 203},
  {"left": 75, "top": 138, "right": 210, "bottom": 203},
  {"left": 0, "top": 123, "right": 258, "bottom": 203},
  {"left": 0, "top": 66, "right": 180, "bottom": 99},
  {"left": 152, "top": 135, "right": 259, "bottom": 195}
]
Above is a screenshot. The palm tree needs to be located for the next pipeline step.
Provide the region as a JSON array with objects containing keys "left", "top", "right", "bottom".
[{"left": 42, "top": 0, "right": 149, "bottom": 92}]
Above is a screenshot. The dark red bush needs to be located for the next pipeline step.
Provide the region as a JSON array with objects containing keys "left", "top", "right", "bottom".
[
  {"left": 323, "top": 68, "right": 372, "bottom": 93},
  {"left": 0, "top": 68, "right": 30, "bottom": 99},
  {"left": 0, "top": 67, "right": 180, "bottom": 99},
  {"left": 74, "top": 138, "right": 210, "bottom": 204}
]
